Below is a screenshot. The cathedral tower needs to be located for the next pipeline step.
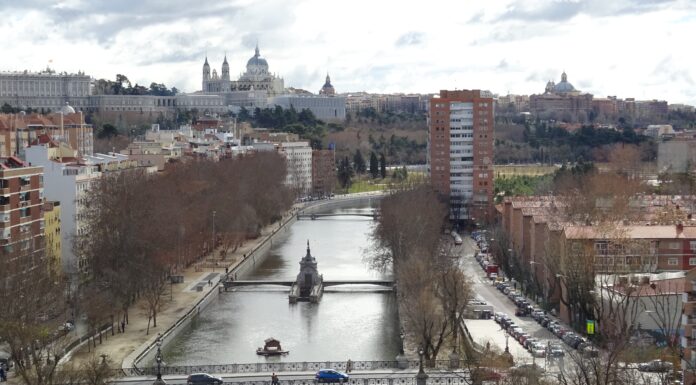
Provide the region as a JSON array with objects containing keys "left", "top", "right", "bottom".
[{"left": 202, "top": 57, "right": 211, "bottom": 91}]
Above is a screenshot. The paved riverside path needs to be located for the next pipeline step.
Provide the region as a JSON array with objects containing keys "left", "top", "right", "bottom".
[{"left": 64, "top": 207, "right": 301, "bottom": 368}]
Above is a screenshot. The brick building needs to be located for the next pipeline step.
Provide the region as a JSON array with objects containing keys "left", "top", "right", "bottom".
[
  {"left": 0, "top": 156, "right": 45, "bottom": 283},
  {"left": 428, "top": 89, "right": 494, "bottom": 222}
]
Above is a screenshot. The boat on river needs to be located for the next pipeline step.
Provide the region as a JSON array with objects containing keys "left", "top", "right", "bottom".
[{"left": 256, "top": 337, "right": 289, "bottom": 356}]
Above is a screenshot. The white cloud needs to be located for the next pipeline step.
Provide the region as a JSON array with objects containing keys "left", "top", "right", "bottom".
[{"left": 0, "top": 0, "right": 694, "bottom": 104}]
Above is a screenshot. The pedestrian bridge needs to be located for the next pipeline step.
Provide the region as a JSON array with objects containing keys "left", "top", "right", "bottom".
[
  {"left": 222, "top": 279, "right": 393, "bottom": 290},
  {"left": 296, "top": 212, "right": 380, "bottom": 220}
]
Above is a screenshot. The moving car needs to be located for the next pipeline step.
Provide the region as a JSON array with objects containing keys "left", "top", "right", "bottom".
[
  {"left": 315, "top": 369, "right": 350, "bottom": 383},
  {"left": 187, "top": 373, "right": 223, "bottom": 385}
]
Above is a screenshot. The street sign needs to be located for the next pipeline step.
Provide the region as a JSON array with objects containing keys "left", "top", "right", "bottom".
[{"left": 587, "top": 320, "right": 595, "bottom": 335}]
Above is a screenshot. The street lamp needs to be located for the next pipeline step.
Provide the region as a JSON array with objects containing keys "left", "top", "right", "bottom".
[
  {"left": 418, "top": 345, "right": 425, "bottom": 374},
  {"left": 153, "top": 333, "right": 166, "bottom": 385},
  {"left": 212, "top": 211, "right": 216, "bottom": 252},
  {"left": 416, "top": 345, "right": 428, "bottom": 385},
  {"left": 399, "top": 330, "right": 405, "bottom": 354}
]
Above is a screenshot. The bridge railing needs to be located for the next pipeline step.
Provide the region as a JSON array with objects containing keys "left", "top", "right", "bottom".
[
  {"left": 216, "top": 377, "right": 472, "bottom": 385},
  {"left": 135, "top": 360, "right": 456, "bottom": 376}
]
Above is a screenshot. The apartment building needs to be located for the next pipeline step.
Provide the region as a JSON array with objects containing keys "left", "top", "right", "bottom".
[
  {"left": 428, "top": 90, "right": 494, "bottom": 222},
  {"left": 278, "top": 141, "right": 312, "bottom": 196},
  {"left": 43, "top": 201, "right": 61, "bottom": 274},
  {"left": 681, "top": 269, "right": 696, "bottom": 384},
  {"left": 0, "top": 156, "right": 45, "bottom": 283}
]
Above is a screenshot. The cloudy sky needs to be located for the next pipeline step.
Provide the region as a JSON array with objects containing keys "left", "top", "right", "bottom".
[{"left": 1, "top": 0, "right": 695, "bottom": 104}]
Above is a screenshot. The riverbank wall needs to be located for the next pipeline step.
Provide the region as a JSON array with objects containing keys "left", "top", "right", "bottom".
[{"left": 125, "top": 192, "right": 385, "bottom": 372}]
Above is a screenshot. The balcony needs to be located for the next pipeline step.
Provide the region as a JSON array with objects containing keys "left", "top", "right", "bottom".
[
  {"left": 683, "top": 336, "right": 696, "bottom": 348},
  {"left": 684, "top": 292, "right": 696, "bottom": 303},
  {"left": 683, "top": 314, "right": 696, "bottom": 326}
]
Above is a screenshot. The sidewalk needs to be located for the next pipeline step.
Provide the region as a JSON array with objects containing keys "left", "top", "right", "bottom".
[{"left": 65, "top": 210, "right": 297, "bottom": 369}]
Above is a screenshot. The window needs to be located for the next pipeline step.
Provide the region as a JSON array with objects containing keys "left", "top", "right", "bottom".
[
  {"left": 668, "top": 257, "right": 679, "bottom": 266},
  {"left": 690, "top": 258, "right": 696, "bottom": 266},
  {"left": 668, "top": 241, "right": 681, "bottom": 249},
  {"left": 690, "top": 241, "right": 696, "bottom": 251}
]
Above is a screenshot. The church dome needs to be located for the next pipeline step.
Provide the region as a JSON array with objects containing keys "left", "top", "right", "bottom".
[
  {"left": 553, "top": 71, "right": 576, "bottom": 93},
  {"left": 61, "top": 102, "right": 76, "bottom": 115},
  {"left": 246, "top": 45, "right": 269, "bottom": 73}
]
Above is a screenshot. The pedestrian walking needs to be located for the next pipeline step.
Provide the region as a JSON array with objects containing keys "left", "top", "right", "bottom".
[
  {"left": 271, "top": 373, "right": 279, "bottom": 385},
  {"left": 346, "top": 359, "right": 352, "bottom": 373},
  {"left": 121, "top": 320, "right": 126, "bottom": 333},
  {"left": 208, "top": 279, "right": 212, "bottom": 287},
  {"left": 0, "top": 365, "right": 6, "bottom": 382},
  {"left": 225, "top": 267, "right": 229, "bottom": 275}
]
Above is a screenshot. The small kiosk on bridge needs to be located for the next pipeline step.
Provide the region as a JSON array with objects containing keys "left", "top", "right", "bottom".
[{"left": 289, "top": 241, "right": 323, "bottom": 304}]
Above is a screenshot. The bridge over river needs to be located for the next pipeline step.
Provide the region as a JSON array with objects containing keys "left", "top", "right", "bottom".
[{"left": 161, "top": 201, "right": 399, "bottom": 364}]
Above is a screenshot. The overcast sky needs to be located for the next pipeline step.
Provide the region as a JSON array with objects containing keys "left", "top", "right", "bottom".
[{"left": 1, "top": 0, "right": 694, "bottom": 104}]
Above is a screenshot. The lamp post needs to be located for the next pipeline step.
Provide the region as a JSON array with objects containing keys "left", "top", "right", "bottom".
[
  {"left": 416, "top": 345, "right": 428, "bottom": 385},
  {"left": 153, "top": 333, "right": 166, "bottom": 385},
  {"left": 212, "top": 211, "right": 216, "bottom": 253}
]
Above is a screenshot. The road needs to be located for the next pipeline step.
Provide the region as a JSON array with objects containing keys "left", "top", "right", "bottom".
[
  {"left": 456, "top": 236, "right": 670, "bottom": 385},
  {"left": 457, "top": 236, "right": 563, "bottom": 371},
  {"left": 112, "top": 369, "right": 469, "bottom": 385}
]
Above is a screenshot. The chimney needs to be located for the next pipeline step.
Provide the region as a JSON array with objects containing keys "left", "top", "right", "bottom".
[{"left": 677, "top": 223, "right": 684, "bottom": 235}]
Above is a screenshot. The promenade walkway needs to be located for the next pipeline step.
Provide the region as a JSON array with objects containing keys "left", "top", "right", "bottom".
[{"left": 64, "top": 207, "right": 300, "bottom": 368}]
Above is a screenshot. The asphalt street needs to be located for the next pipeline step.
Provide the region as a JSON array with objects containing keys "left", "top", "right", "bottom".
[{"left": 112, "top": 369, "right": 469, "bottom": 385}]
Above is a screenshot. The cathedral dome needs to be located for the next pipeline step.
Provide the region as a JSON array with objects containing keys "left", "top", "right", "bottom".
[
  {"left": 246, "top": 45, "right": 269, "bottom": 74},
  {"left": 553, "top": 71, "right": 576, "bottom": 93}
]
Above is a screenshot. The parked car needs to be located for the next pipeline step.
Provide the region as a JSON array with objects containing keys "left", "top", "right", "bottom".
[
  {"left": 530, "top": 342, "right": 547, "bottom": 358},
  {"left": 637, "top": 360, "right": 673, "bottom": 373},
  {"left": 315, "top": 369, "right": 350, "bottom": 383},
  {"left": 580, "top": 345, "right": 600, "bottom": 358},
  {"left": 548, "top": 343, "right": 565, "bottom": 358},
  {"left": 187, "top": 373, "right": 223, "bottom": 385}
]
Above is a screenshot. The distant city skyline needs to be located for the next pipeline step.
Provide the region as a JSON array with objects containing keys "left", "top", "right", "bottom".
[{"left": 1, "top": 0, "right": 695, "bottom": 104}]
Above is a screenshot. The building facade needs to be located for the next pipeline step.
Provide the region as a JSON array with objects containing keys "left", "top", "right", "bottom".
[
  {"left": 43, "top": 201, "right": 61, "bottom": 275},
  {"left": 0, "top": 68, "right": 91, "bottom": 112},
  {"left": 270, "top": 95, "right": 346, "bottom": 122},
  {"left": 428, "top": 89, "right": 494, "bottom": 222},
  {"left": 0, "top": 157, "right": 45, "bottom": 283},
  {"left": 278, "top": 141, "right": 312, "bottom": 196},
  {"left": 529, "top": 72, "right": 593, "bottom": 121}
]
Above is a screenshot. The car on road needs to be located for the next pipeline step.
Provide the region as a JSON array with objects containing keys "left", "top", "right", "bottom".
[
  {"left": 315, "top": 369, "right": 350, "bottom": 383},
  {"left": 187, "top": 373, "right": 223, "bottom": 385},
  {"left": 637, "top": 359, "right": 673, "bottom": 373}
]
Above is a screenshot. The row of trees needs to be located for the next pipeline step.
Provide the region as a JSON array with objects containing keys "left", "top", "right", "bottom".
[
  {"left": 237, "top": 106, "right": 327, "bottom": 149},
  {"left": 92, "top": 74, "right": 178, "bottom": 96},
  {"left": 337, "top": 150, "right": 389, "bottom": 188},
  {"left": 77, "top": 152, "right": 294, "bottom": 334},
  {"left": 1, "top": 152, "right": 294, "bottom": 385},
  {"left": 370, "top": 186, "right": 472, "bottom": 362}
]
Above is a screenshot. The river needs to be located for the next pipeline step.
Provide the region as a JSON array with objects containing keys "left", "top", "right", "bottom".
[{"left": 163, "top": 202, "right": 400, "bottom": 364}]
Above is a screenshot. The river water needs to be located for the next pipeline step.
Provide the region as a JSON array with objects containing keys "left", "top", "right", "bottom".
[{"left": 164, "top": 202, "right": 400, "bottom": 364}]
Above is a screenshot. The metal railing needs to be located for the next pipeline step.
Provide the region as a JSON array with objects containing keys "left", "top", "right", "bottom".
[
  {"left": 135, "top": 360, "right": 458, "bottom": 376},
  {"left": 215, "top": 377, "right": 471, "bottom": 385}
]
